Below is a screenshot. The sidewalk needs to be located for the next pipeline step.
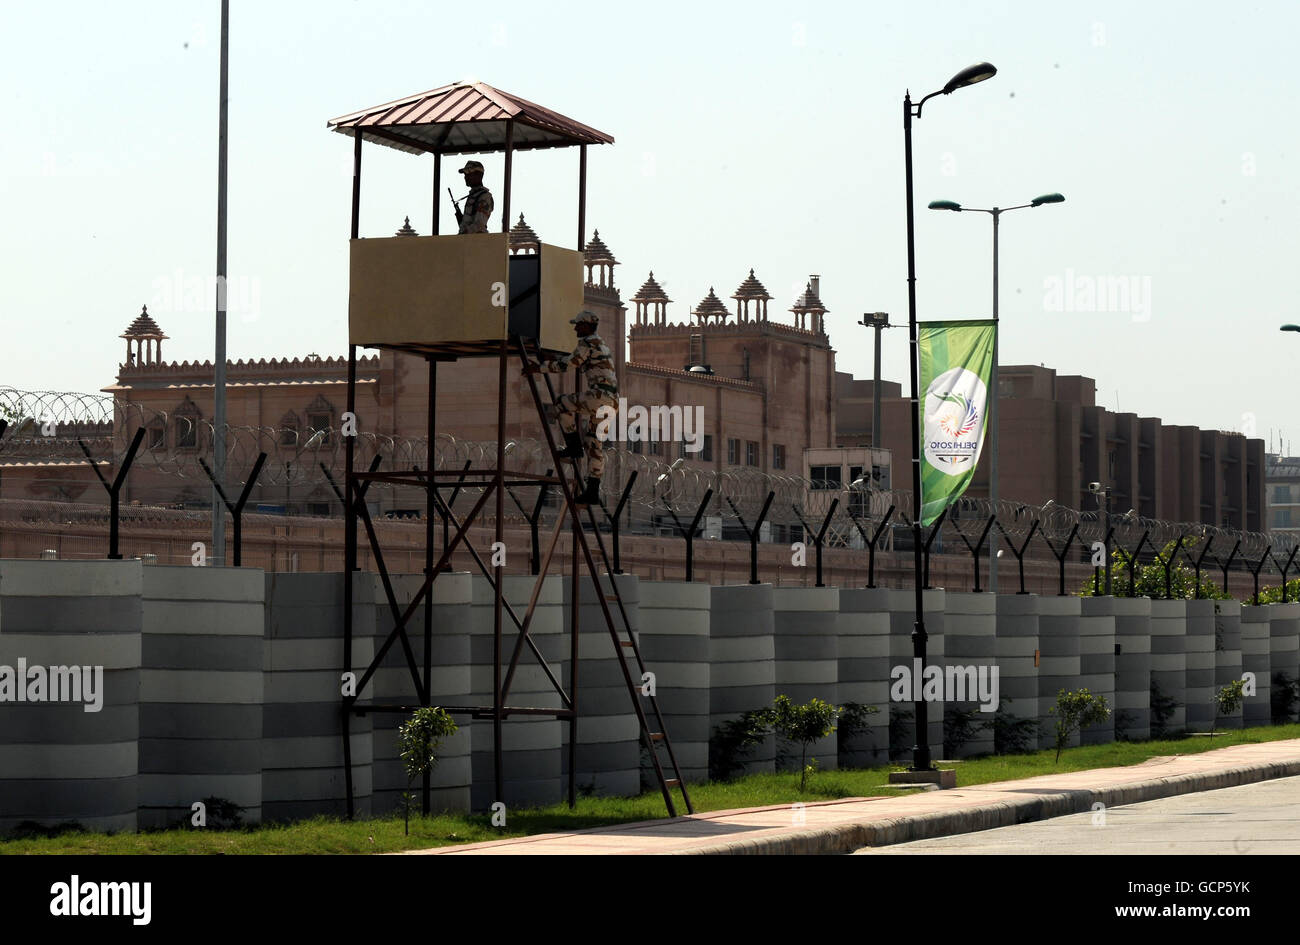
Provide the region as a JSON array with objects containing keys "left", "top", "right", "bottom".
[{"left": 410, "top": 739, "right": 1300, "bottom": 855}]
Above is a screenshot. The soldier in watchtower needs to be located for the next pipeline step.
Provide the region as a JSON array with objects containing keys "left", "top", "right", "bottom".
[
  {"left": 456, "top": 160, "right": 494, "bottom": 234},
  {"left": 525, "top": 310, "right": 617, "bottom": 506}
]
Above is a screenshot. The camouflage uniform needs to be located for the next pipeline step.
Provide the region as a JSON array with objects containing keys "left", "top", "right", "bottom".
[
  {"left": 458, "top": 185, "right": 494, "bottom": 234},
  {"left": 541, "top": 330, "right": 618, "bottom": 478}
]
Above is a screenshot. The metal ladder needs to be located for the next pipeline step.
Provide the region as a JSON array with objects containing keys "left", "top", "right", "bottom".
[{"left": 517, "top": 337, "right": 694, "bottom": 817}]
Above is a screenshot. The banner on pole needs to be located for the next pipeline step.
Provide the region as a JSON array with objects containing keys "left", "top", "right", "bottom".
[{"left": 917, "top": 319, "right": 996, "bottom": 526}]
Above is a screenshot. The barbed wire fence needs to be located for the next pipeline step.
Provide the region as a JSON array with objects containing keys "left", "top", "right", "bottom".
[{"left": 2, "top": 386, "right": 1296, "bottom": 600}]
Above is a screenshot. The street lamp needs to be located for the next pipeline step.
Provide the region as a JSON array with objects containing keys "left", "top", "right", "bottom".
[
  {"left": 859, "top": 312, "right": 890, "bottom": 449},
  {"left": 903, "top": 61, "right": 996, "bottom": 773},
  {"left": 928, "top": 191, "right": 1066, "bottom": 594}
]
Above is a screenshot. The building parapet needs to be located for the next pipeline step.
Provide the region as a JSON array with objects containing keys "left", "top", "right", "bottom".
[
  {"left": 626, "top": 360, "right": 762, "bottom": 392},
  {"left": 630, "top": 319, "right": 830, "bottom": 347}
]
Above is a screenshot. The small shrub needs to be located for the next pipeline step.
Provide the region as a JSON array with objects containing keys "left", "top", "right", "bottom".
[
  {"left": 1149, "top": 678, "right": 1180, "bottom": 738},
  {"left": 397, "top": 706, "right": 458, "bottom": 835},
  {"left": 888, "top": 706, "right": 914, "bottom": 759},
  {"left": 942, "top": 704, "right": 990, "bottom": 758},
  {"left": 836, "top": 701, "right": 880, "bottom": 765},
  {"left": 990, "top": 699, "right": 1040, "bottom": 755},
  {"left": 709, "top": 709, "right": 771, "bottom": 781},
  {"left": 1049, "top": 688, "right": 1111, "bottom": 763},
  {"left": 759, "top": 695, "right": 838, "bottom": 791},
  {"left": 1272, "top": 672, "right": 1300, "bottom": 725},
  {"left": 198, "top": 796, "right": 245, "bottom": 831},
  {"left": 1212, "top": 679, "right": 1246, "bottom": 737}
]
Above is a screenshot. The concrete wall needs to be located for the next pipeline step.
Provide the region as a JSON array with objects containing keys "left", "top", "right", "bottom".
[
  {"left": 3, "top": 558, "right": 1293, "bottom": 834},
  {"left": 562, "top": 573, "right": 641, "bottom": 798},
  {"left": 1184, "top": 599, "right": 1217, "bottom": 731},
  {"left": 1214, "top": 601, "right": 1244, "bottom": 730},
  {"left": 886, "top": 589, "right": 945, "bottom": 761},
  {"left": 1077, "top": 598, "right": 1117, "bottom": 744},
  {"left": 139, "top": 565, "right": 264, "bottom": 828},
  {"left": 836, "top": 588, "right": 891, "bottom": 766},
  {"left": 0, "top": 561, "right": 141, "bottom": 835},
  {"left": 1112, "top": 597, "right": 1152, "bottom": 741},
  {"left": 1269, "top": 602, "right": 1300, "bottom": 723},
  {"left": 470, "top": 574, "right": 564, "bottom": 810},
  {"left": 638, "top": 581, "right": 711, "bottom": 782},
  {"left": 1149, "top": 599, "right": 1187, "bottom": 736},
  {"left": 996, "top": 595, "right": 1041, "bottom": 752},
  {"left": 772, "top": 587, "right": 839, "bottom": 770},
  {"left": 710, "top": 584, "right": 775, "bottom": 775},
  {"left": 1240, "top": 605, "right": 1273, "bottom": 727},
  {"left": 369, "top": 572, "right": 472, "bottom": 814},
  {"left": 263, "top": 572, "right": 373, "bottom": 823}
]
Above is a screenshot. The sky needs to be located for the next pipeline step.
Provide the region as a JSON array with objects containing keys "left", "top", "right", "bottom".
[{"left": 3, "top": 0, "right": 1298, "bottom": 452}]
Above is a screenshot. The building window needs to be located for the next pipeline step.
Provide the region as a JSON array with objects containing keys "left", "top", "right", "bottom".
[
  {"left": 773, "top": 444, "right": 785, "bottom": 470},
  {"left": 631, "top": 438, "right": 642, "bottom": 455},
  {"left": 147, "top": 423, "right": 165, "bottom": 451},
  {"left": 701, "top": 434, "right": 713, "bottom": 462},
  {"left": 1275, "top": 485, "right": 1292, "bottom": 503},
  {"left": 1275, "top": 509, "right": 1293, "bottom": 528},
  {"left": 305, "top": 395, "right": 335, "bottom": 446},
  {"left": 280, "top": 412, "right": 300, "bottom": 447},
  {"left": 811, "top": 465, "right": 842, "bottom": 490},
  {"left": 649, "top": 437, "right": 663, "bottom": 456},
  {"left": 848, "top": 465, "right": 863, "bottom": 487},
  {"left": 746, "top": 440, "right": 759, "bottom": 467},
  {"left": 174, "top": 417, "right": 197, "bottom": 450},
  {"left": 307, "top": 412, "right": 332, "bottom": 446},
  {"left": 727, "top": 438, "right": 739, "bottom": 465}
]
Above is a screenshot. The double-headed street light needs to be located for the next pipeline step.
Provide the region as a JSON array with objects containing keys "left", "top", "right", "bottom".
[
  {"left": 903, "top": 61, "right": 996, "bottom": 773},
  {"left": 928, "top": 192, "right": 1065, "bottom": 593}
]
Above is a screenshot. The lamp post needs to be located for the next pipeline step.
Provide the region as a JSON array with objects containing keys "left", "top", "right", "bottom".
[
  {"left": 903, "top": 61, "right": 996, "bottom": 772},
  {"left": 859, "top": 312, "right": 890, "bottom": 449},
  {"left": 928, "top": 192, "right": 1065, "bottom": 594},
  {"left": 211, "top": 0, "right": 230, "bottom": 565}
]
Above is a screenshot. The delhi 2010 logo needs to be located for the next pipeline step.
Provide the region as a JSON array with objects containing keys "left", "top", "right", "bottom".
[{"left": 923, "top": 367, "right": 987, "bottom": 473}]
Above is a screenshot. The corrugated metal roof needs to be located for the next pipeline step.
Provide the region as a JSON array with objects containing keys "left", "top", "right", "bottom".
[{"left": 327, "top": 81, "right": 613, "bottom": 156}]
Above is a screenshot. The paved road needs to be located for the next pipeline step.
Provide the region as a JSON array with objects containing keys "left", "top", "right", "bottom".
[{"left": 854, "top": 774, "right": 1300, "bottom": 854}]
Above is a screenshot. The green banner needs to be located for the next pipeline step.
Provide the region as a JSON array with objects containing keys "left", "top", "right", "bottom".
[{"left": 917, "top": 319, "right": 996, "bottom": 526}]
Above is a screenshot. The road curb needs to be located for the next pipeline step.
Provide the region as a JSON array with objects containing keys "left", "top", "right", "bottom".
[{"left": 679, "top": 758, "right": 1300, "bottom": 855}]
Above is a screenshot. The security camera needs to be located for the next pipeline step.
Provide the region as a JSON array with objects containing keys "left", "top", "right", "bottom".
[{"left": 1088, "top": 482, "right": 1102, "bottom": 493}]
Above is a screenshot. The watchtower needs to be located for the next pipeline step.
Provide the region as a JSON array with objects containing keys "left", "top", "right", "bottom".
[{"left": 327, "top": 81, "right": 691, "bottom": 817}]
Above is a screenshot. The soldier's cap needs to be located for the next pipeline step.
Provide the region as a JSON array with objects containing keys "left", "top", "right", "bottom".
[
  {"left": 458, "top": 160, "right": 485, "bottom": 175},
  {"left": 569, "top": 310, "right": 598, "bottom": 326}
]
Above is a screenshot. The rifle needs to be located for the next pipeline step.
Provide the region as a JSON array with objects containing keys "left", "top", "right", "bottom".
[{"left": 448, "top": 188, "right": 465, "bottom": 226}]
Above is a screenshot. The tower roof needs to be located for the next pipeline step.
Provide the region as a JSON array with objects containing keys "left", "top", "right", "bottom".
[
  {"left": 508, "top": 213, "right": 539, "bottom": 250},
  {"left": 394, "top": 216, "right": 418, "bottom": 236},
  {"left": 790, "top": 281, "right": 828, "bottom": 313},
  {"left": 632, "top": 271, "right": 671, "bottom": 303},
  {"left": 731, "top": 268, "right": 772, "bottom": 301},
  {"left": 327, "top": 80, "right": 615, "bottom": 156},
  {"left": 582, "top": 229, "right": 618, "bottom": 265},
  {"left": 121, "top": 305, "right": 167, "bottom": 339},
  {"left": 693, "top": 287, "right": 730, "bottom": 322}
]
